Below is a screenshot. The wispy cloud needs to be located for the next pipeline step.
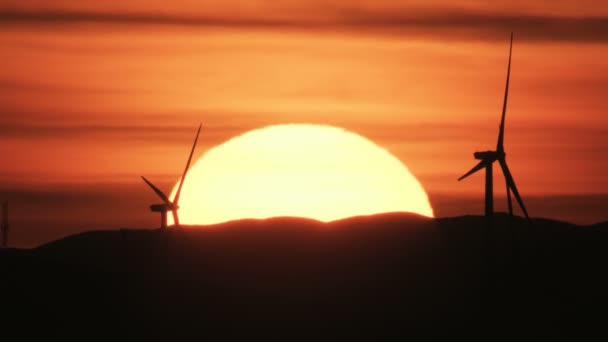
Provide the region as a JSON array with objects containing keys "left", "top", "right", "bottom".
[
  {"left": 1, "top": 8, "right": 607, "bottom": 42},
  {"left": 2, "top": 111, "right": 606, "bottom": 149},
  {"left": 0, "top": 110, "right": 275, "bottom": 145},
  {"left": 0, "top": 79, "right": 134, "bottom": 95}
]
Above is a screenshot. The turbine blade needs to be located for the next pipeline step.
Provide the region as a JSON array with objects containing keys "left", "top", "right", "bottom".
[
  {"left": 499, "top": 159, "right": 529, "bottom": 219},
  {"left": 506, "top": 181, "right": 513, "bottom": 216},
  {"left": 141, "top": 176, "right": 171, "bottom": 205},
  {"left": 458, "top": 160, "right": 486, "bottom": 181},
  {"left": 172, "top": 210, "right": 179, "bottom": 226},
  {"left": 174, "top": 123, "right": 202, "bottom": 205},
  {"left": 497, "top": 32, "right": 513, "bottom": 153},
  {"left": 508, "top": 179, "right": 529, "bottom": 219}
]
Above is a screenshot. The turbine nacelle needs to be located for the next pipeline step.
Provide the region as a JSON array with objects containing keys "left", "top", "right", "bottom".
[
  {"left": 150, "top": 203, "right": 179, "bottom": 212},
  {"left": 474, "top": 150, "right": 504, "bottom": 161}
]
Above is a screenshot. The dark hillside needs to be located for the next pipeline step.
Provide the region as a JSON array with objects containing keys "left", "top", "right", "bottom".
[{"left": 2, "top": 213, "right": 607, "bottom": 340}]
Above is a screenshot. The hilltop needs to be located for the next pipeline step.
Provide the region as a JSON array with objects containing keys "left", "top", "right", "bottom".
[{"left": 2, "top": 213, "right": 607, "bottom": 340}]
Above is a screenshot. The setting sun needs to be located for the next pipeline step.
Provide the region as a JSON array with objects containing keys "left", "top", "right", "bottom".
[{"left": 168, "top": 124, "right": 433, "bottom": 225}]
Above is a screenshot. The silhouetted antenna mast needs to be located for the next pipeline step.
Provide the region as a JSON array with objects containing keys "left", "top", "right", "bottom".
[
  {"left": 1, "top": 202, "right": 8, "bottom": 248},
  {"left": 457, "top": 33, "right": 529, "bottom": 220},
  {"left": 141, "top": 124, "right": 202, "bottom": 229}
]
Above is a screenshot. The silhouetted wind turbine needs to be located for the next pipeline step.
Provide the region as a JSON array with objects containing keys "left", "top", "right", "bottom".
[
  {"left": 1, "top": 202, "right": 8, "bottom": 247},
  {"left": 142, "top": 124, "right": 202, "bottom": 229},
  {"left": 458, "top": 33, "right": 529, "bottom": 220}
]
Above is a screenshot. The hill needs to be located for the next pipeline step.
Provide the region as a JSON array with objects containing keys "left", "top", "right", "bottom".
[{"left": 2, "top": 213, "right": 608, "bottom": 340}]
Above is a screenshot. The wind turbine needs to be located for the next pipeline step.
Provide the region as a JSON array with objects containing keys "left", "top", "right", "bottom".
[
  {"left": 1, "top": 202, "right": 8, "bottom": 247},
  {"left": 142, "top": 124, "right": 202, "bottom": 229},
  {"left": 458, "top": 33, "right": 529, "bottom": 220}
]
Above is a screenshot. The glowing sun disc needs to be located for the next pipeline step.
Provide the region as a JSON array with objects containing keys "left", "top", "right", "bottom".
[{"left": 169, "top": 124, "right": 433, "bottom": 225}]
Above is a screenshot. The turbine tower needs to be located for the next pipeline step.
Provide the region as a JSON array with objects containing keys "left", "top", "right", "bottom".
[
  {"left": 142, "top": 124, "right": 202, "bottom": 229},
  {"left": 458, "top": 33, "right": 529, "bottom": 220},
  {"left": 1, "top": 202, "right": 8, "bottom": 247}
]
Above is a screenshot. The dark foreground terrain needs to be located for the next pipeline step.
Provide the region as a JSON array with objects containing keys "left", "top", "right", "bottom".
[{"left": 2, "top": 213, "right": 608, "bottom": 340}]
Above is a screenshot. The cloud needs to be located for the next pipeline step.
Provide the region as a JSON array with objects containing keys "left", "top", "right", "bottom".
[
  {"left": 2, "top": 108, "right": 607, "bottom": 149},
  {"left": 0, "top": 8, "right": 607, "bottom": 42},
  {"left": 0, "top": 79, "right": 134, "bottom": 95},
  {"left": 348, "top": 120, "right": 608, "bottom": 146},
  {"left": 0, "top": 109, "right": 273, "bottom": 145}
]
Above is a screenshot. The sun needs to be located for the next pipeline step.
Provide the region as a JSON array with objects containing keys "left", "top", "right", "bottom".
[{"left": 168, "top": 124, "right": 433, "bottom": 225}]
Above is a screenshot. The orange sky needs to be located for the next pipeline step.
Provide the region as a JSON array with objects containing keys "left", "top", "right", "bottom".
[{"left": 1, "top": 1, "right": 607, "bottom": 245}]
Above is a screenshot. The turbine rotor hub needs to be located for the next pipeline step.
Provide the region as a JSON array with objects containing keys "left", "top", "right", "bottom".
[
  {"left": 150, "top": 204, "right": 168, "bottom": 212},
  {"left": 474, "top": 150, "right": 500, "bottom": 161}
]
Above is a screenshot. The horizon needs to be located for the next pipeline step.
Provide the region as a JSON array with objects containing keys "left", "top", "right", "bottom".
[
  {"left": 1, "top": 1, "right": 607, "bottom": 247},
  {"left": 3, "top": 179, "right": 607, "bottom": 248}
]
